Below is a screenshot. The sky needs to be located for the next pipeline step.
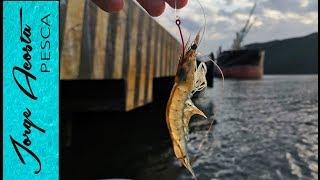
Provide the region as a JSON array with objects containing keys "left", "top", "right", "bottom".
[{"left": 153, "top": 0, "right": 318, "bottom": 54}]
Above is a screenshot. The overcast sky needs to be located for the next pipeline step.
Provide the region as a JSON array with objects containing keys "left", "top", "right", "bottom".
[{"left": 153, "top": 0, "right": 318, "bottom": 54}]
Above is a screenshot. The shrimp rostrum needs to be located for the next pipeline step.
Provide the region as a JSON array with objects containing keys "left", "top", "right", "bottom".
[{"left": 166, "top": 33, "right": 208, "bottom": 179}]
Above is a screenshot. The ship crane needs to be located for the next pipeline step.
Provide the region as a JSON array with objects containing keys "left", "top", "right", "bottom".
[{"left": 231, "top": 3, "right": 257, "bottom": 50}]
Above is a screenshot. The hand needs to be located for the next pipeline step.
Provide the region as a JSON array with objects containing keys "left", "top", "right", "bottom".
[{"left": 92, "top": 0, "right": 188, "bottom": 17}]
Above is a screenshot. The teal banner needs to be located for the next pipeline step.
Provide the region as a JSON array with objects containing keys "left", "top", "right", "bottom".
[{"left": 3, "top": 1, "right": 59, "bottom": 179}]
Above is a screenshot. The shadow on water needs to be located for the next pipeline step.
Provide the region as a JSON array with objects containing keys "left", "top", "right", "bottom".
[{"left": 61, "top": 87, "right": 217, "bottom": 180}]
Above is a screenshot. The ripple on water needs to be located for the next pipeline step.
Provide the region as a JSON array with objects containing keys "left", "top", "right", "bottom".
[{"left": 190, "top": 76, "right": 318, "bottom": 180}]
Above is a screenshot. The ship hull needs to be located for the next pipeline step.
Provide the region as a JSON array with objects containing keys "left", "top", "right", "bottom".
[
  {"left": 216, "top": 50, "right": 265, "bottom": 79},
  {"left": 221, "top": 65, "right": 263, "bottom": 79}
]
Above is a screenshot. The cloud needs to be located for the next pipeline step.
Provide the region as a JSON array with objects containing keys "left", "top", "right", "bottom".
[
  {"left": 209, "top": 32, "right": 227, "bottom": 40},
  {"left": 300, "top": 0, "right": 310, "bottom": 8},
  {"left": 154, "top": 0, "right": 318, "bottom": 53},
  {"left": 263, "top": 9, "right": 318, "bottom": 25}
]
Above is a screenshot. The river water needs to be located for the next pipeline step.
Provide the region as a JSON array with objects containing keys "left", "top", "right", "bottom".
[{"left": 137, "top": 75, "right": 318, "bottom": 180}]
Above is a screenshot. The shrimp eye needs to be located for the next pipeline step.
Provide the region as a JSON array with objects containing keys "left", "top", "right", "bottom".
[{"left": 191, "top": 44, "right": 197, "bottom": 50}]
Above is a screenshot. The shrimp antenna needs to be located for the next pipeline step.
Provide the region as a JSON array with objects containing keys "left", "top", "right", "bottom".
[
  {"left": 197, "top": 59, "right": 225, "bottom": 152},
  {"left": 195, "top": 0, "right": 207, "bottom": 46}
]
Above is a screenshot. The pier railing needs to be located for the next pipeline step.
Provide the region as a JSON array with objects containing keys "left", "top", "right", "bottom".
[{"left": 60, "top": 0, "right": 181, "bottom": 111}]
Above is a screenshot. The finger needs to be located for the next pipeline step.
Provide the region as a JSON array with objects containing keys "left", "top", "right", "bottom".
[
  {"left": 92, "top": 0, "right": 124, "bottom": 13},
  {"left": 165, "top": 0, "right": 188, "bottom": 9},
  {"left": 137, "top": 0, "right": 166, "bottom": 17}
]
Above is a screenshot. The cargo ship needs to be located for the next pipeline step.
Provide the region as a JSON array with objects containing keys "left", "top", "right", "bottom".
[
  {"left": 216, "top": 49, "right": 265, "bottom": 79},
  {"left": 215, "top": 3, "right": 265, "bottom": 79}
]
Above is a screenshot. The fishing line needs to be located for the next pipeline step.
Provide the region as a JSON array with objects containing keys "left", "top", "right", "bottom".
[
  {"left": 174, "top": 0, "right": 178, "bottom": 18},
  {"left": 174, "top": 0, "right": 186, "bottom": 57}
]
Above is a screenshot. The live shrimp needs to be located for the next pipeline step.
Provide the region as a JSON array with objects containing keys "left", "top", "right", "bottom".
[{"left": 166, "top": 33, "right": 208, "bottom": 179}]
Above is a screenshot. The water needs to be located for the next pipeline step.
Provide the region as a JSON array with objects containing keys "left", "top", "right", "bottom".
[{"left": 137, "top": 75, "right": 318, "bottom": 180}]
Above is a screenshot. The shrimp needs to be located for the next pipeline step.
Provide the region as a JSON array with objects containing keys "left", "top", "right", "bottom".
[{"left": 166, "top": 33, "right": 207, "bottom": 179}]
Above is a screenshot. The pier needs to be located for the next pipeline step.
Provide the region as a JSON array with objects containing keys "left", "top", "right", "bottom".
[{"left": 60, "top": 0, "right": 181, "bottom": 112}]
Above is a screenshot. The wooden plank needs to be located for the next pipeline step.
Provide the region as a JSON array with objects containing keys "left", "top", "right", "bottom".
[
  {"left": 169, "top": 36, "right": 172, "bottom": 75},
  {"left": 79, "top": 1, "right": 97, "bottom": 79},
  {"left": 165, "top": 34, "right": 170, "bottom": 75},
  {"left": 169, "top": 37, "right": 171, "bottom": 75},
  {"left": 134, "top": 9, "right": 146, "bottom": 107},
  {"left": 61, "top": 0, "right": 85, "bottom": 79},
  {"left": 152, "top": 26, "right": 159, "bottom": 78},
  {"left": 137, "top": 13, "right": 149, "bottom": 107},
  {"left": 171, "top": 40, "right": 174, "bottom": 75},
  {"left": 158, "top": 28, "right": 162, "bottom": 77},
  {"left": 146, "top": 20, "right": 156, "bottom": 103},
  {"left": 92, "top": 8, "right": 109, "bottom": 79},
  {"left": 163, "top": 33, "right": 166, "bottom": 76},
  {"left": 59, "top": 0, "right": 67, "bottom": 53},
  {"left": 168, "top": 37, "right": 171, "bottom": 75},
  {"left": 175, "top": 42, "right": 180, "bottom": 73},
  {"left": 112, "top": 5, "right": 128, "bottom": 79},
  {"left": 172, "top": 38, "right": 177, "bottom": 75},
  {"left": 170, "top": 37, "right": 173, "bottom": 75},
  {"left": 133, "top": 11, "right": 143, "bottom": 107},
  {"left": 166, "top": 35, "right": 170, "bottom": 76},
  {"left": 156, "top": 28, "right": 162, "bottom": 77},
  {"left": 125, "top": 1, "right": 139, "bottom": 111},
  {"left": 121, "top": 10, "right": 130, "bottom": 78},
  {"left": 161, "top": 29, "right": 166, "bottom": 76},
  {"left": 104, "top": 13, "right": 118, "bottom": 79}
]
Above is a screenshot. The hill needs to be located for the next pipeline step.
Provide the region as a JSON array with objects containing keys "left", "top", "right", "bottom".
[{"left": 245, "top": 32, "right": 318, "bottom": 74}]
